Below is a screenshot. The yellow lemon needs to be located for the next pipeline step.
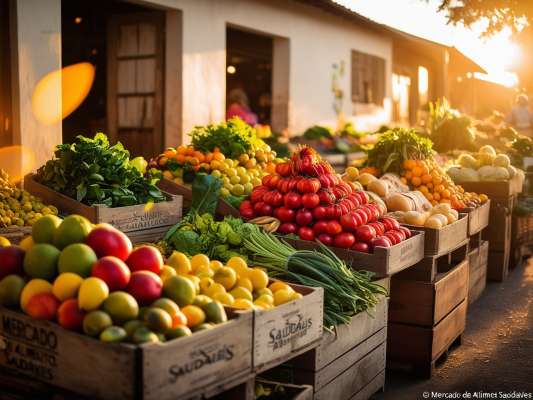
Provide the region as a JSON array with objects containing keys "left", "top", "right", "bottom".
[
  {"left": 256, "top": 287, "right": 273, "bottom": 298},
  {"left": 290, "top": 292, "right": 303, "bottom": 301},
  {"left": 255, "top": 294, "right": 274, "bottom": 305},
  {"left": 213, "top": 292, "right": 235, "bottom": 306},
  {"left": 199, "top": 277, "right": 214, "bottom": 293},
  {"left": 230, "top": 286, "right": 253, "bottom": 302},
  {"left": 0, "top": 236, "right": 10, "bottom": 247},
  {"left": 214, "top": 267, "right": 237, "bottom": 290},
  {"left": 181, "top": 305, "right": 206, "bottom": 328},
  {"left": 254, "top": 300, "right": 273, "bottom": 310},
  {"left": 226, "top": 256, "right": 248, "bottom": 277},
  {"left": 52, "top": 272, "right": 83, "bottom": 301},
  {"left": 194, "top": 264, "right": 214, "bottom": 278},
  {"left": 233, "top": 298, "right": 254, "bottom": 310},
  {"left": 167, "top": 251, "right": 191, "bottom": 275},
  {"left": 159, "top": 265, "right": 177, "bottom": 282},
  {"left": 273, "top": 289, "right": 294, "bottom": 306},
  {"left": 206, "top": 283, "right": 227, "bottom": 297},
  {"left": 190, "top": 254, "right": 210, "bottom": 273},
  {"left": 20, "top": 279, "right": 53, "bottom": 312},
  {"left": 78, "top": 277, "right": 109, "bottom": 311},
  {"left": 18, "top": 236, "right": 34, "bottom": 251},
  {"left": 237, "top": 277, "right": 253, "bottom": 292},
  {"left": 184, "top": 275, "right": 200, "bottom": 295},
  {"left": 249, "top": 268, "right": 269, "bottom": 291},
  {"left": 268, "top": 281, "right": 293, "bottom": 293},
  {"left": 209, "top": 260, "right": 224, "bottom": 271}
]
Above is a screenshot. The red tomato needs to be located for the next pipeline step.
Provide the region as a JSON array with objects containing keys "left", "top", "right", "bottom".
[
  {"left": 317, "top": 233, "right": 334, "bottom": 246},
  {"left": 298, "top": 227, "right": 315, "bottom": 241},
  {"left": 351, "top": 242, "right": 370, "bottom": 253},
  {"left": 271, "top": 192, "right": 284, "bottom": 207},
  {"left": 278, "top": 223, "right": 298, "bottom": 235},
  {"left": 368, "top": 221, "right": 385, "bottom": 236},
  {"left": 334, "top": 233, "right": 356, "bottom": 249},
  {"left": 340, "top": 213, "right": 359, "bottom": 232},
  {"left": 240, "top": 207, "right": 255, "bottom": 219},
  {"left": 326, "top": 220, "right": 342, "bottom": 236},
  {"left": 284, "top": 192, "right": 302, "bottom": 209},
  {"left": 360, "top": 206, "right": 375, "bottom": 223},
  {"left": 278, "top": 179, "right": 291, "bottom": 193},
  {"left": 325, "top": 205, "right": 336, "bottom": 219},
  {"left": 318, "top": 174, "right": 332, "bottom": 188},
  {"left": 302, "top": 193, "right": 320, "bottom": 209},
  {"left": 267, "top": 175, "right": 281, "bottom": 189},
  {"left": 239, "top": 200, "right": 252, "bottom": 211},
  {"left": 354, "top": 209, "right": 368, "bottom": 225},
  {"left": 354, "top": 225, "right": 377, "bottom": 243},
  {"left": 365, "top": 204, "right": 381, "bottom": 221},
  {"left": 390, "top": 229, "right": 406, "bottom": 241},
  {"left": 276, "top": 162, "right": 292, "bottom": 177},
  {"left": 313, "top": 206, "right": 328, "bottom": 220},
  {"left": 318, "top": 189, "right": 335, "bottom": 205},
  {"left": 385, "top": 230, "right": 404, "bottom": 245},
  {"left": 380, "top": 216, "right": 400, "bottom": 231},
  {"left": 398, "top": 226, "right": 412, "bottom": 238},
  {"left": 275, "top": 207, "right": 295, "bottom": 222},
  {"left": 297, "top": 178, "right": 321, "bottom": 194},
  {"left": 370, "top": 236, "right": 392, "bottom": 249},
  {"left": 250, "top": 187, "right": 267, "bottom": 203},
  {"left": 313, "top": 220, "right": 329, "bottom": 235},
  {"left": 262, "top": 191, "right": 274, "bottom": 205},
  {"left": 295, "top": 209, "right": 313, "bottom": 226},
  {"left": 288, "top": 177, "right": 301, "bottom": 192},
  {"left": 255, "top": 202, "right": 273, "bottom": 216},
  {"left": 356, "top": 191, "right": 369, "bottom": 205},
  {"left": 262, "top": 175, "right": 272, "bottom": 187},
  {"left": 348, "top": 193, "right": 361, "bottom": 208}
]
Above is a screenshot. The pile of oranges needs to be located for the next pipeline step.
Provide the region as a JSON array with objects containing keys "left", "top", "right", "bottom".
[
  {"left": 153, "top": 145, "right": 278, "bottom": 197},
  {"left": 400, "top": 159, "right": 487, "bottom": 209}
]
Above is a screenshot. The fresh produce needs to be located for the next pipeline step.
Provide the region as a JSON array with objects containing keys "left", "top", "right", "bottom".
[
  {"left": 240, "top": 146, "right": 412, "bottom": 253},
  {"left": 243, "top": 225, "right": 387, "bottom": 328},
  {"left": 152, "top": 118, "right": 279, "bottom": 199},
  {"left": 35, "top": 133, "right": 165, "bottom": 207},
  {"left": 390, "top": 203, "right": 460, "bottom": 229},
  {"left": 0, "top": 214, "right": 229, "bottom": 344},
  {"left": 0, "top": 169, "right": 58, "bottom": 228}
]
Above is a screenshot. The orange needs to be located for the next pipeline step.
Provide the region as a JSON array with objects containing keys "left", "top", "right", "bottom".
[
  {"left": 186, "top": 147, "right": 195, "bottom": 156},
  {"left": 441, "top": 189, "right": 451, "bottom": 199},
  {"left": 421, "top": 174, "right": 432, "bottom": 184},
  {"left": 181, "top": 305, "right": 205, "bottom": 328},
  {"left": 404, "top": 171, "right": 413, "bottom": 180},
  {"left": 435, "top": 184, "right": 445, "bottom": 193},
  {"left": 411, "top": 166, "right": 423, "bottom": 177},
  {"left": 433, "top": 192, "right": 441, "bottom": 201},
  {"left": 189, "top": 157, "right": 200, "bottom": 166},
  {"left": 425, "top": 193, "right": 433, "bottom": 201},
  {"left": 175, "top": 154, "right": 186, "bottom": 163},
  {"left": 419, "top": 185, "right": 428, "bottom": 194},
  {"left": 213, "top": 152, "right": 225, "bottom": 161},
  {"left": 403, "top": 160, "right": 416, "bottom": 170},
  {"left": 172, "top": 310, "right": 188, "bottom": 327},
  {"left": 427, "top": 182, "right": 433, "bottom": 189},
  {"left": 193, "top": 151, "right": 205, "bottom": 163},
  {"left": 158, "top": 156, "right": 168, "bottom": 167},
  {"left": 419, "top": 166, "right": 429, "bottom": 176},
  {"left": 164, "top": 148, "right": 176, "bottom": 158},
  {"left": 400, "top": 177, "right": 407, "bottom": 184},
  {"left": 411, "top": 177, "right": 421, "bottom": 187},
  {"left": 176, "top": 145, "right": 187, "bottom": 155}
]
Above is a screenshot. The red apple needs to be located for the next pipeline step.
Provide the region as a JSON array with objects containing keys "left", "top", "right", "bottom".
[
  {"left": 85, "top": 224, "right": 132, "bottom": 261},
  {"left": 127, "top": 271, "right": 162, "bottom": 305},
  {"left": 126, "top": 245, "right": 163, "bottom": 274},
  {"left": 57, "top": 299, "right": 85, "bottom": 330},
  {"left": 26, "top": 293, "right": 60, "bottom": 321},
  {"left": 351, "top": 242, "right": 370, "bottom": 253},
  {"left": 0, "top": 246, "right": 25, "bottom": 279},
  {"left": 92, "top": 256, "right": 131, "bottom": 291}
]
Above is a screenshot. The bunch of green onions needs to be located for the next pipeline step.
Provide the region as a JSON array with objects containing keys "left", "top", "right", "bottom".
[{"left": 243, "top": 226, "right": 388, "bottom": 329}]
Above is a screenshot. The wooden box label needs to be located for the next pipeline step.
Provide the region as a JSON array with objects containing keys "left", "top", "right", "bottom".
[
  {"left": 102, "top": 209, "right": 177, "bottom": 232},
  {"left": 267, "top": 311, "right": 314, "bottom": 351}
]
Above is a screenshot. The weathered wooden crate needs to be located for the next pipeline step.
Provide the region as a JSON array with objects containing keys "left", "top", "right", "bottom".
[
  {"left": 460, "top": 175, "right": 523, "bottom": 198},
  {"left": 0, "top": 226, "right": 32, "bottom": 245},
  {"left": 389, "top": 259, "right": 468, "bottom": 327},
  {"left": 487, "top": 239, "right": 510, "bottom": 282},
  {"left": 464, "top": 200, "right": 490, "bottom": 236},
  {"left": 0, "top": 307, "right": 253, "bottom": 400},
  {"left": 24, "top": 174, "right": 182, "bottom": 243},
  {"left": 468, "top": 241, "right": 488, "bottom": 305},
  {"left": 282, "top": 230, "right": 424, "bottom": 277},
  {"left": 402, "top": 214, "right": 468, "bottom": 256},
  {"left": 394, "top": 239, "right": 469, "bottom": 282},
  {"left": 482, "top": 204, "right": 511, "bottom": 252},
  {"left": 387, "top": 299, "right": 467, "bottom": 378},
  {"left": 255, "top": 379, "right": 313, "bottom": 400},
  {"left": 252, "top": 284, "right": 324, "bottom": 373},
  {"left": 158, "top": 178, "right": 239, "bottom": 217}
]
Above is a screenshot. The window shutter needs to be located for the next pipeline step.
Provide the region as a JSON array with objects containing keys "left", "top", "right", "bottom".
[{"left": 351, "top": 49, "right": 386, "bottom": 106}]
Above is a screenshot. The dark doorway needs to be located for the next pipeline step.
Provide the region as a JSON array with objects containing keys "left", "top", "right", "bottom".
[
  {"left": 0, "top": 0, "right": 12, "bottom": 147},
  {"left": 61, "top": 0, "right": 165, "bottom": 159},
  {"left": 226, "top": 27, "right": 273, "bottom": 125}
]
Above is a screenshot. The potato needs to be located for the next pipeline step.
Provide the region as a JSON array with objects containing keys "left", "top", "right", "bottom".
[
  {"left": 424, "top": 216, "right": 443, "bottom": 229},
  {"left": 432, "top": 213, "right": 449, "bottom": 226},
  {"left": 368, "top": 179, "right": 389, "bottom": 197},
  {"left": 358, "top": 173, "right": 377, "bottom": 187},
  {"left": 445, "top": 212, "right": 458, "bottom": 224},
  {"left": 404, "top": 211, "right": 427, "bottom": 226}
]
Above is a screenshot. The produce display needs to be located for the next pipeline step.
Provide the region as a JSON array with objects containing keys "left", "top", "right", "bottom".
[
  {"left": 152, "top": 118, "right": 278, "bottom": 199},
  {"left": 0, "top": 169, "right": 58, "bottom": 227},
  {"left": 242, "top": 225, "right": 387, "bottom": 327},
  {"left": 0, "top": 215, "right": 230, "bottom": 344},
  {"left": 35, "top": 133, "right": 165, "bottom": 207},
  {"left": 239, "top": 146, "right": 413, "bottom": 252},
  {"left": 389, "top": 203, "right": 460, "bottom": 229},
  {"left": 447, "top": 145, "right": 523, "bottom": 183}
]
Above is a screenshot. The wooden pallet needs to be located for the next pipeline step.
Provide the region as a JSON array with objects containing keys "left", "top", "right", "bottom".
[
  {"left": 468, "top": 241, "right": 488, "bottom": 305},
  {"left": 393, "top": 239, "right": 469, "bottom": 282},
  {"left": 387, "top": 300, "right": 467, "bottom": 379}
]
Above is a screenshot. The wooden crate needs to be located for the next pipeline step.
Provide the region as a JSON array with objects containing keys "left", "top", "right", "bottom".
[
  {"left": 464, "top": 200, "right": 490, "bottom": 236},
  {"left": 0, "top": 226, "right": 32, "bottom": 245},
  {"left": 387, "top": 300, "right": 467, "bottom": 378},
  {"left": 252, "top": 284, "right": 324, "bottom": 373},
  {"left": 24, "top": 174, "right": 182, "bottom": 243},
  {"left": 468, "top": 241, "right": 488, "bottom": 305},
  {"left": 389, "top": 259, "right": 468, "bottom": 327},
  {"left": 460, "top": 175, "right": 523, "bottom": 198},
  {"left": 468, "top": 230, "right": 483, "bottom": 251},
  {"left": 0, "top": 307, "right": 253, "bottom": 400},
  {"left": 158, "top": 178, "right": 239, "bottom": 217},
  {"left": 402, "top": 214, "right": 468, "bottom": 256},
  {"left": 482, "top": 204, "right": 511, "bottom": 252},
  {"left": 394, "top": 239, "right": 469, "bottom": 282},
  {"left": 487, "top": 241, "right": 510, "bottom": 282},
  {"left": 255, "top": 379, "right": 313, "bottom": 400},
  {"left": 282, "top": 230, "right": 424, "bottom": 277}
]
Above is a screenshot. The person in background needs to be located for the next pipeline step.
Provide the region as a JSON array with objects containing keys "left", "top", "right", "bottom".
[
  {"left": 506, "top": 94, "right": 533, "bottom": 138},
  {"left": 226, "top": 88, "right": 258, "bottom": 126}
]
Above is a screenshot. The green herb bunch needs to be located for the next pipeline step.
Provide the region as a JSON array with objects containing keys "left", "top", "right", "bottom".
[{"left": 36, "top": 133, "right": 165, "bottom": 207}]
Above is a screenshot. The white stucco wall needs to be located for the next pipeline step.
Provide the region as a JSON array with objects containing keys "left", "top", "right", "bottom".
[{"left": 140, "top": 0, "right": 393, "bottom": 137}]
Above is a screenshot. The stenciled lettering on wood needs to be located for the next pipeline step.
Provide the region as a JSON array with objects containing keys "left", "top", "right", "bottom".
[
  {"left": 268, "top": 312, "right": 314, "bottom": 351},
  {"left": 168, "top": 343, "right": 235, "bottom": 383},
  {"left": 109, "top": 210, "right": 174, "bottom": 231},
  {"left": 1, "top": 315, "right": 58, "bottom": 380}
]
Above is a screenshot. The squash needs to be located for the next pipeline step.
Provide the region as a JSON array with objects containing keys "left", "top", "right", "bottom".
[
  {"left": 404, "top": 211, "right": 427, "bottom": 226},
  {"left": 425, "top": 216, "right": 443, "bottom": 229},
  {"left": 368, "top": 179, "right": 389, "bottom": 197},
  {"left": 358, "top": 173, "right": 377, "bottom": 187},
  {"left": 432, "top": 214, "right": 449, "bottom": 226},
  {"left": 445, "top": 212, "right": 458, "bottom": 224},
  {"left": 380, "top": 173, "right": 409, "bottom": 193},
  {"left": 385, "top": 193, "right": 414, "bottom": 212}
]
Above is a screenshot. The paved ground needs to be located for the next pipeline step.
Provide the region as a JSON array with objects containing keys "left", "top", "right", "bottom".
[{"left": 376, "top": 256, "right": 533, "bottom": 400}]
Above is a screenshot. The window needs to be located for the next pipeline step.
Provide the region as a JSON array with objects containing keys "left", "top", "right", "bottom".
[
  {"left": 351, "top": 50, "right": 385, "bottom": 106},
  {"left": 418, "top": 66, "right": 429, "bottom": 106}
]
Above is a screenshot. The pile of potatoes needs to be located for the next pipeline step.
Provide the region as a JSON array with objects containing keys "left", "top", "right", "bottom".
[{"left": 390, "top": 203, "right": 459, "bottom": 229}]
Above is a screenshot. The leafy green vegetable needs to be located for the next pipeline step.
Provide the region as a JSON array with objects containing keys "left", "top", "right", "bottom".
[
  {"left": 366, "top": 128, "right": 434, "bottom": 173},
  {"left": 191, "top": 174, "right": 222, "bottom": 215},
  {"left": 190, "top": 117, "right": 260, "bottom": 159},
  {"left": 432, "top": 115, "right": 476, "bottom": 152},
  {"left": 168, "top": 230, "right": 202, "bottom": 255},
  {"left": 36, "top": 133, "right": 165, "bottom": 207},
  {"left": 303, "top": 125, "right": 333, "bottom": 140}
]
